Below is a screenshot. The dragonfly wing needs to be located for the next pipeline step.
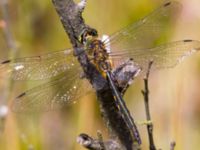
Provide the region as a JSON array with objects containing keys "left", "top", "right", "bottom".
[
  {"left": 11, "top": 69, "right": 92, "bottom": 112},
  {"left": 0, "top": 49, "right": 79, "bottom": 80},
  {"left": 104, "top": 1, "right": 181, "bottom": 51},
  {"left": 110, "top": 40, "right": 200, "bottom": 75}
]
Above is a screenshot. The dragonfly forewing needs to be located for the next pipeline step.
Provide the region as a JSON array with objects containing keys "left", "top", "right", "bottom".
[
  {"left": 103, "top": 1, "right": 182, "bottom": 53},
  {"left": 0, "top": 49, "right": 78, "bottom": 80}
]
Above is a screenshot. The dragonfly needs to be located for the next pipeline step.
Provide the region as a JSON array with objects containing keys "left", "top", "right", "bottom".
[{"left": 0, "top": 1, "right": 200, "bottom": 143}]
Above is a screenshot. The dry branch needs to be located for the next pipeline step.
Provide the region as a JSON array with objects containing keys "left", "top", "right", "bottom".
[{"left": 51, "top": 0, "right": 140, "bottom": 149}]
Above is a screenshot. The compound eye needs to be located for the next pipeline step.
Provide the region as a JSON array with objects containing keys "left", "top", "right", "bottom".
[
  {"left": 90, "top": 29, "right": 98, "bottom": 36},
  {"left": 78, "top": 27, "right": 98, "bottom": 44}
]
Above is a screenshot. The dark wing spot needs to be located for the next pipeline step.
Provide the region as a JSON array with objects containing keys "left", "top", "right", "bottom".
[
  {"left": 164, "top": 2, "right": 171, "bottom": 7},
  {"left": 183, "top": 39, "right": 193, "bottom": 42},
  {"left": 1, "top": 60, "right": 11, "bottom": 64},
  {"left": 16, "top": 92, "right": 26, "bottom": 99}
]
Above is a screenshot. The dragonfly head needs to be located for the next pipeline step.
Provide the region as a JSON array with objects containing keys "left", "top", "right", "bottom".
[{"left": 79, "top": 27, "right": 98, "bottom": 45}]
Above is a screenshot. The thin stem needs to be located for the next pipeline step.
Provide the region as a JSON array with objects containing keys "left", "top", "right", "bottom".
[
  {"left": 170, "top": 141, "right": 176, "bottom": 150},
  {"left": 141, "top": 61, "right": 156, "bottom": 150},
  {"left": 0, "top": 0, "right": 17, "bottom": 52},
  {"left": 97, "top": 131, "right": 106, "bottom": 150}
]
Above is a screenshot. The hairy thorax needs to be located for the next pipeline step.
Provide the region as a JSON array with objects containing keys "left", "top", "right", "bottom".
[{"left": 86, "top": 38, "right": 111, "bottom": 75}]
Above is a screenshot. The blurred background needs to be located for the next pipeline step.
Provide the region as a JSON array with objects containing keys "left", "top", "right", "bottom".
[{"left": 0, "top": 0, "right": 200, "bottom": 149}]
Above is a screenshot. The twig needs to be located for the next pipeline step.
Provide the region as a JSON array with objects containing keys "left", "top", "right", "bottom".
[
  {"left": 0, "top": 0, "right": 17, "bottom": 51},
  {"left": 52, "top": 0, "right": 140, "bottom": 149},
  {"left": 141, "top": 61, "right": 156, "bottom": 150},
  {"left": 170, "top": 141, "right": 176, "bottom": 150},
  {"left": 77, "top": 133, "right": 121, "bottom": 150},
  {"left": 97, "top": 130, "right": 106, "bottom": 150}
]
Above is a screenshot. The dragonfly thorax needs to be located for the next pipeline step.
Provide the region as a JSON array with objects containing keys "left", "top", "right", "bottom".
[{"left": 86, "top": 38, "right": 111, "bottom": 73}]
